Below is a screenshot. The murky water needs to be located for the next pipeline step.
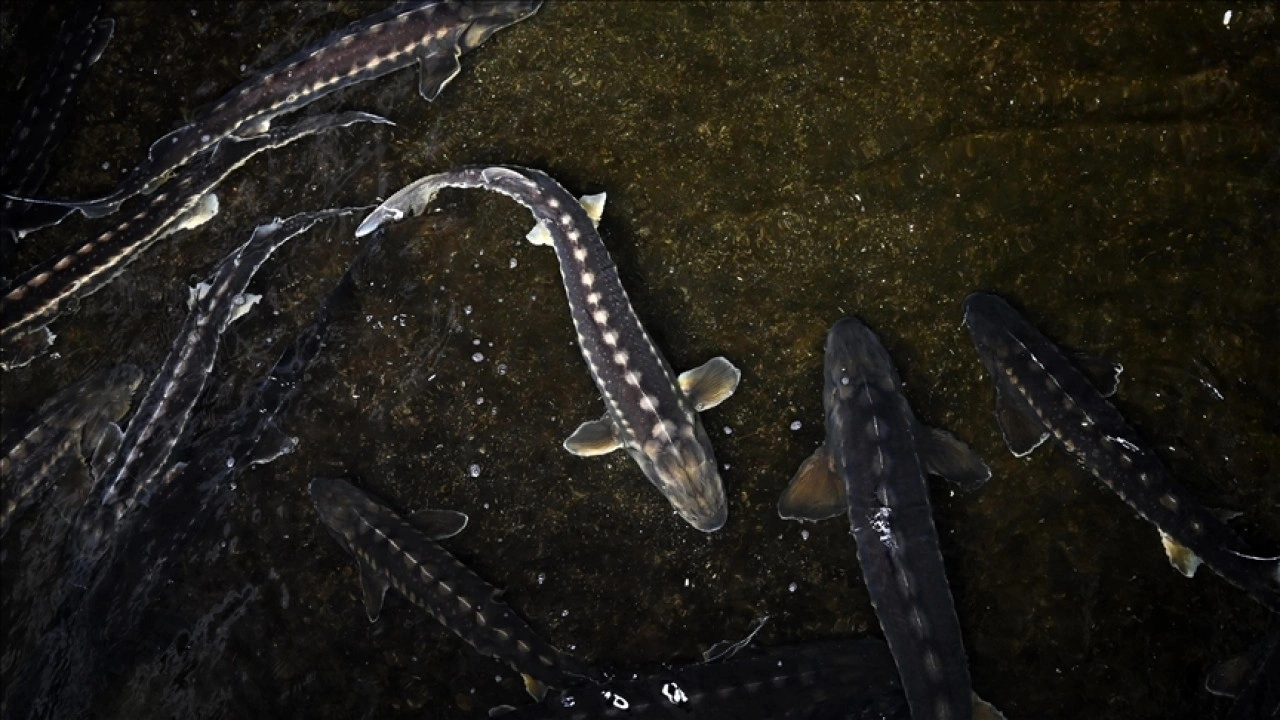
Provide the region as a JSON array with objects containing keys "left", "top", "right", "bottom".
[{"left": 2, "top": 2, "right": 1277, "bottom": 718}]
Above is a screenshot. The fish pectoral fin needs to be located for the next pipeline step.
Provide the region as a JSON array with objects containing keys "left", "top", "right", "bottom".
[
  {"left": 1160, "top": 530, "right": 1203, "bottom": 578},
  {"left": 147, "top": 122, "right": 194, "bottom": 162},
  {"left": 564, "top": 417, "right": 623, "bottom": 456},
  {"left": 578, "top": 192, "right": 607, "bottom": 225},
  {"left": 159, "top": 192, "right": 220, "bottom": 239},
  {"left": 1068, "top": 349, "right": 1123, "bottom": 397},
  {"left": 524, "top": 221, "right": 554, "bottom": 246},
  {"left": 777, "top": 444, "right": 846, "bottom": 522},
  {"left": 358, "top": 562, "right": 392, "bottom": 622},
  {"left": 83, "top": 419, "right": 125, "bottom": 480},
  {"left": 994, "top": 389, "right": 1050, "bottom": 457},
  {"left": 919, "top": 426, "right": 992, "bottom": 490},
  {"left": 972, "top": 692, "right": 1009, "bottom": 720},
  {"left": 409, "top": 508, "right": 469, "bottom": 540},
  {"left": 522, "top": 674, "right": 548, "bottom": 701},
  {"left": 246, "top": 422, "right": 299, "bottom": 467},
  {"left": 487, "top": 706, "right": 517, "bottom": 718},
  {"left": 678, "top": 356, "right": 742, "bottom": 411},
  {"left": 1204, "top": 653, "right": 1254, "bottom": 698},
  {"left": 416, "top": 47, "right": 463, "bottom": 102}
]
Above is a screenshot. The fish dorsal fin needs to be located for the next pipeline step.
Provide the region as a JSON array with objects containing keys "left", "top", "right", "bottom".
[
  {"left": 564, "top": 417, "right": 622, "bottom": 457},
  {"left": 918, "top": 425, "right": 992, "bottom": 490},
  {"left": 359, "top": 562, "right": 392, "bottom": 622},
  {"left": 578, "top": 192, "right": 606, "bottom": 225},
  {"left": 409, "top": 508, "right": 468, "bottom": 540},
  {"left": 994, "top": 389, "right": 1050, "bottom": 458},
  {"left": 416, "top": 46, "right": 463, "bottom": 102},
  {"left": 678, "top": 356, "right": 742, "bottom": 411},
  {"left": 777, "top": 444, "right": 846, "bottom": 522},
  {"left": 1160, "top": 530, "right": 1203, "bottom": 578},
  {"left": 83, "top": 419, "right": 125, "bottom": 481}
]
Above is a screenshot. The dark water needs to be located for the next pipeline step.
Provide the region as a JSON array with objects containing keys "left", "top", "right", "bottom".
[{"left": 1, "top": 1, "right": 1277, "bottom": 718}]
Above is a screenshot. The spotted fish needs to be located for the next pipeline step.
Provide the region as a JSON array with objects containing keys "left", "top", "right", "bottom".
[
  {"left": 492, "top": 637, "right": 909, "bottom": 719},
  {"left": 777, "top": 317, "right": 991, "bottom": 720},
  {"left": 356, "top": 165, "right": 742, "bottom": 531},
  {"left": 13, "top": 0, "right": 543, "bottom": 223},
  {"left": 310, "top": 476, "right": 594, "bottom": 697},
  {"left": 0, "top": 110, "right": 390, "bottom": 359},
  {"left": 963, "top": 292, "right": 1280, "bottom": 612}
]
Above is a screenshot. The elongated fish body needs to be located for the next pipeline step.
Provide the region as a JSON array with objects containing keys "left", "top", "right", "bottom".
[
  {"left": 0, "top": 363, "right": 142, "bottom": 536},
  {"left": 0, "top": 110, "right": 390, "bottom": 351},
  {"left": 494, "top": 638, "right": 907, "bottom": 720},
  {"left": 0, "top": 0, "right": 114, "bottom": 238},
  {"left": 356, "top": 166, "right": 742, "bottom": 531},
  {"left": 963, "top": 292, "right": 1280, "bottom": 612},
  {"left": 310, "top": 476, "right": 593, "bottom": 693},
  {"left": 33, "top": 0, "right": 542, "bottom": 221},
  {"left": 778, "top": 318, "right": 986, "bottom": 720},
  {"left": 65, "top": 209, "right": 356, "bottom": 573}
]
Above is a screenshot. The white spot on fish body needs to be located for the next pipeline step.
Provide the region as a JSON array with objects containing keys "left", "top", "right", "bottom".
[
  {"left": 603, "top": 331, "right": 618, "bottom": 346},
  {"left": 613, "top": 351, "right": 629, "bottom": 365},
  {"left": 593, "top": 309, "right": 609, "bottom": 324},
  {"left": 574, "top": 247, "right": 587, "bottom": 261},
  {"left": 625, "top": 371, "right": 641, "bottom": 386},
  {"left": 581, "top": 272, "right": 595, "bottom": 287},
  {"left": 586, "top": 292, "right": 601, "bottom": 305}
]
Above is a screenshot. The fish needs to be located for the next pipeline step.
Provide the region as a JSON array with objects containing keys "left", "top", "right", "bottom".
[
  {"left": 1204, "top": 618, "right": 1280, "bottom": 719},
  {"left": 491, "top": 637, "right": 908, "bottom": 720},
  {"left": 356, "top": 165, "right": 742, "bottom": 531},
  {"left": 13, "top": 0, "right": 543, "bottom": 223},
  {"left": 777, "top": 317, "right": 991, "bottom": 720},
  {"left": 0, "top": 363, "right": 142, "bottom": 537},
  {"left": 66, "top": 208, "right": 359, "bottom": 574},
  {"left": 962, "top": 291, "right": 1280, "bottom": 612},
  {"left": 0, "top": 0, "right": 115, "bottom": 239},
  {"left": 310, "top": 476, "right": 595, "bottom": 697},
  {"left": 0, "top": 110, "right": 391, "bottom": 358}
]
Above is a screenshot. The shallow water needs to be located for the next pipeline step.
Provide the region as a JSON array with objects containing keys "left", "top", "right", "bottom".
[{"left": 1, "top": 1, "right": 1277, "bottom": 718}]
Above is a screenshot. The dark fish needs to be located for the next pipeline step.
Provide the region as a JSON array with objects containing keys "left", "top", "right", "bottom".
[
  {"left": 0, "top": 363, "right": 142, "bottom": 536},
  {"left": 0, "top": 110, "right": 391, "bottom": 354},
  {"left": 1204, "top": 618, "right": 1280, "bottom": 719},
  {"left": 17, "top": 0, "right": 542, "bottom": 222},
  {"left": 310, "top": 476, "right": 594, "bottom": 696},
  {"left": 356, "top": 165, "right": 742, "bottom": 531},
  {"left": 67, "top": 208, "right": 358, "bottom": 572},
  {"left": 777, "top": 317, "right": 990, "bottom": 720},
  {"left": 0, "top": 0, "right": 114, "bottom": 238},
  {"left": 963, "top": 292, "right": 1280, "bottom": 612},
  {"left": 493, "top": 638, "right": 908, "bottom": 720}
]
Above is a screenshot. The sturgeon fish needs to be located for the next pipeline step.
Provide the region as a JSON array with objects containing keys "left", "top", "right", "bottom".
[
  {"left": 963, "top": 292, "right": 1280, "bottom": 612},
  {"left": 14, "top": 0, "right": 542, "bottom": 223},
  {"left": 356, "top": 165, "right": 742, "bottom": 531},
  {"left": 0, "top": 110, "right": 390, "bottom": 358},
  {"left": 492, "top": 637, "right": 908, "bottom": 720},
  {"left": 310, "top": 476, "right": 595, "bottom": 697},
  {"left": 777, "top": 317, "right": 991, "bottom": 720},
  {"left": 0, "top": 363, "right": 142, "bottom": 537}
]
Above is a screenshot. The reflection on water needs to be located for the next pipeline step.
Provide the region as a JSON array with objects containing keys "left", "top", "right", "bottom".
[{"left": 1, "top": 2, "right": 1277, "bottom": 718}]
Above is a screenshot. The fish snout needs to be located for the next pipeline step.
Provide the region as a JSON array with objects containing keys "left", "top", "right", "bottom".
[{"left": 652, "top": 448, "right": 728, "bottom": 532}]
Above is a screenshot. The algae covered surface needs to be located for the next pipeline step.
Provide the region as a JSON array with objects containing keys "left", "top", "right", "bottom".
[{"left": 1, "top": 2, "right": 1277, "bottom": 718}]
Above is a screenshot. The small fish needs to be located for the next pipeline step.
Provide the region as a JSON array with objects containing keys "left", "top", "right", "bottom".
[
  {"left": 16, "top": 0, "right": 542, "bottom": 222},
  {"left": 778, "top": 317, "right": 991, "bottom": 720},
  {"left": 66, "top": 209, "right": 356, "bottom": 571},
  {"left": 356, "top": 165, "right": 742, "bottom": 531},
  {"left": 0, "top": 110, "right": 391, "bottom": 352},
  {"left": 310, "top": 476, "right": 594, "bottom": 697},
  {"left": 963, "top": 292, "right": 1280, "bottom": 612},
  {"left": 492, "top": 637, "right": 908, "bottom": 720},
  {"left": 0, "top": 363, "right": 142, "bottom": 536}
]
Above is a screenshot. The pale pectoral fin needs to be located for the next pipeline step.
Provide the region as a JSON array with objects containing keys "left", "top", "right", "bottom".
[
  {"left": 578, "top": 192, "right": 606, "bottom": 225},
  {"left": 522, "top": 674, "right": 548, "bottom": 701},
  {"left": 1160, "top": 530, "right": 1203, "bottom": 578},
  {"left": 777, "top": 444, "right": 846, "bottom": 522},
  {"left": 416, "top": 47, "right": 462, "bottom": 101},
  {"left": 678, "top": 356, "right": 742, "bottom": 411},
  {"left": 409, "top": 508, "right": 469, "bottom": 540},
  {"left": 359, "top": 562, "right": 391, "bottom": 622},
  {"left": 1068, "top": 349, "right": 1123, "bottom": 397},
  {"left": 564, "top": 417, "right": 622, "bottom": 456},
  {"left": 246, "top": 421, "right": 298, "bottom": 467},
  {"left": 84, "top": 420, "right": 124, "bottom": 481},
  {"left": 525, "top": 221, "right": 553, "bottom": 246},
  {"left": 919, "top": 426, "right": 992, "bottom": 490},
  {"left": 1204, "top": 654, "right": 1254, "bottom": 698},
  {"left": 972, "top": 693, "right": 1008, "bottom": 720},
  {"left": 995, "top": 389, "right": 1049, "bottom": 458},
  {"left": 161, "top": 192, "right": 220, "bottom": 239}
]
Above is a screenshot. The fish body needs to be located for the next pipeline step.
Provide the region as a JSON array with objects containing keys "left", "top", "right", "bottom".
[
  {"left": 963, "top": 292, "right": 1280, "bottom": 611},
  {"left": 310, "top": 476, "right": 593, "bottom": 693},
  {"left": 0, "top": 110, "right": 390, "bottom": 349},
  {"left": 494, "top": 638, "right": 907, "bottom": 720},
  {"left": 356, "top": 165, "right": 741, "bottom": 531},
  {"left": 778, "top": 318, "right": 987, "bottom": 720},
  {"left": 26, "top": 0, "right": 542, "bottom": 221},
  {"left": 0, "top": 363, "right": 142, "bottom": 536}
]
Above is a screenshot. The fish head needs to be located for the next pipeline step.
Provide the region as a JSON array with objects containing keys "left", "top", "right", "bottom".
[
  {"left": 458, "top": 1, "right": 545, "bottom": 52},
  {"left": 628, "top": 423, "right": 727, "bottom": 532},
  {"left": 822, "top": 317, "right": 898, "bottom": 397},
  {"left": 962, "top": 292, "right": 1021, "bottom": 359}
]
